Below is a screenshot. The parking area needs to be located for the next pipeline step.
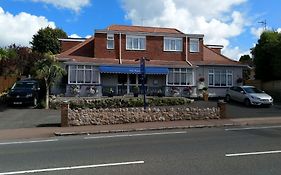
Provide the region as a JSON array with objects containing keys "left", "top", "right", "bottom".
[
  {"left": 0, "top": 105, "right": 60, "bottom": 129},
  {"left": 0, "top": 100, "right": 280, "bottom": 130}
]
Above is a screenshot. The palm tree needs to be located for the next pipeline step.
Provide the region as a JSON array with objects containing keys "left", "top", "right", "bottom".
[{"left": 34, "top": 53, "right": 65, "bottom": 109}]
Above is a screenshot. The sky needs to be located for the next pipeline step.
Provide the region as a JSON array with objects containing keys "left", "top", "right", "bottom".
[{"left": 0, "top": 0, "right": 281, "bottom": 60}]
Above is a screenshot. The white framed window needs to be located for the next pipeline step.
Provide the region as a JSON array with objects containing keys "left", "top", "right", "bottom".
[
  {"left": 69, "top": 65, "right": 100, "bottom": 84},
  {"left": 167, "top": 68, "right": 194, "bottom": 86},
  {"left": 126, "top": 35, "right": 146, "bottom": 50},
  {"left": 208, "top": 69, "right": 233, "bottom": 87},
  {"left": 164, "top": 37, "right": 182, "bottom": 51},
  {"left": 107, "top": 34, "right": 114, "bottom": 49},
  {"left": 189, "top": 38, "right": 199, "bottom": 52}
]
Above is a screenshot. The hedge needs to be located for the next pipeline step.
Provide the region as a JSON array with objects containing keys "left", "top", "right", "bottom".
[{"left": 50, "top": 97, "right": 192, "bottom": 109}]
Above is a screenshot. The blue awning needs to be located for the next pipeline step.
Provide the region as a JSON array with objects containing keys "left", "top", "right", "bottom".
[{"left": 99, "top": 66, "right": 168, "bottom": 75}]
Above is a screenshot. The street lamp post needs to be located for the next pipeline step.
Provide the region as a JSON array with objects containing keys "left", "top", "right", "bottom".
[{"left": 135, "top": 57, "right": 150, "bottom": 110}]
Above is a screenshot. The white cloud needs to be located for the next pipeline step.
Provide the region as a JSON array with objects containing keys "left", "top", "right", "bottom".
[
  {"left": 121, "top": 0, "right": 248, "bottom": 60},
  {"left": 277, "top": 28, "right": 281, "bottom": 33},
  {"left": 250, "top": 27, "right": 264, "bottom": 38},
  {"left": 31, "top": 0, "right": 91, "bottom": 13},
  {"left": 0, "top": 7, "right": 55, "bottom": 47},
  {"left": 69, "top": 34, "right": 92, "bottom": 38},
  {"left": 222, "top": 46, "right": 250, "bottom": 61},
  {"left": 69, "top": 34, "right": 81, "bottom": 38}
]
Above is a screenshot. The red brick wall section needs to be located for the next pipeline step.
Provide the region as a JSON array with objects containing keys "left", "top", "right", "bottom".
[
  {"left": 70, "top": 39, "right": 95, "bottom": 57},
  {"left": 94, "top": 33, "right": 189, "bottom": 61},
  {"left": 188, "top": 38, "right": 204, "bottom": 61},
  {"left": 60, "top": 41, "right": 82, "bottom": 52}
]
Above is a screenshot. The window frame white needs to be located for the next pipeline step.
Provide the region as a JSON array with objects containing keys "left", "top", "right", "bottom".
[
  {"left": 126, "top": 35, "right": 146, "bottom": 50},
  {"left": 164, "top": 37, "right": 183, "bottom": 52},
  {"left": 208, "top": 68, "right": 233, "bottom": 87},
  {"left": 68, "top": 65, "right": 100, "bottom": 85},
  {"left": 167, "top": 68, "right": 194, "bottom": 86},
  {"left": 189, "top": 38, "right": 199, "bottom": 53},
  {"left": 107, "top": 34, "right": 114, "bottom": 49}
]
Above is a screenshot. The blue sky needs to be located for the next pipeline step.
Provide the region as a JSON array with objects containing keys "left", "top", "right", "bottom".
[{"left": 0, "top": 0, "right": 280, "bottom": 60}]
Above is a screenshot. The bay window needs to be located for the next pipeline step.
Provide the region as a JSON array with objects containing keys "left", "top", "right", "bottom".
[
  {"left": 168, "top": 68, "right": 194, "bottom": 85},
  {"left": 208, "top": 69, "right": 233, "bottom": 87},
  {"left": 69, "top": 65, "right": 100, "bottom": 84}
]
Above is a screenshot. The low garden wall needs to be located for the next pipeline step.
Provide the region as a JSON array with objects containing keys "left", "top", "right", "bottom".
[
  {"left": 65, "top": 106, "right": 220, "bottom": 126},
  {"left": 58, "top": 97, "right": 226, "bottom": 126}
]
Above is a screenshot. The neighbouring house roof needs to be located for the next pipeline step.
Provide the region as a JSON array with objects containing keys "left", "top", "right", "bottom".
[
  {"left": 57, "top": 37, "right": 95, "bottom": 60},
  {"left": 190, "top": 45, "right": 244, "bottom": 66},
  {"left": 96, "top": 25, "right": 204, "bottom": 38},
  {"left": 106, "top": 25, "right": 184, "bottom": 34}
]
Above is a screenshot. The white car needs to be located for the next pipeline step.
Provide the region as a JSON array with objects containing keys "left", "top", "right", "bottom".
[{"left": 226, "top": 86, "right": 273, "bottom": 106}]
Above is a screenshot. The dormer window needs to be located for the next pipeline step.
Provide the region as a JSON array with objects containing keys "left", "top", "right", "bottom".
[
  {"left": 164, "top": 37, "right": 182, "bottom": 51},
  {"left": 107, "top": 34, "right": 114, "bottom": 49},
  {"left": 189, "top": 38, "right": 199, "bottom": 53},
  {"left": 126, "top": 35, "right": 146, "bottom": 50}
]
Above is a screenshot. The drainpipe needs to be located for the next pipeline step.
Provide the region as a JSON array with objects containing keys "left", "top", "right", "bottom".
[
  {"left": 185, "top": 36, "right": 192, "bottom": 66},
  {"left": 119, "top": 33, "right": 122, "bottom": 64}
]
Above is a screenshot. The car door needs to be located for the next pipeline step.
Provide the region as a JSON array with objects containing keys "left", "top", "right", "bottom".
[{"left": 235, "top": 87, "right": 246, "bottom": 102}]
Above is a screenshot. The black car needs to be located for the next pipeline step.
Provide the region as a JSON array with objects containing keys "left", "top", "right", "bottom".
[{"left": 7, "top": 79, "right": 41, "bottom": 106}]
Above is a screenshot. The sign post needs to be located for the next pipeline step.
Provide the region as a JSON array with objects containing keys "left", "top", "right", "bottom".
[{"left": 136, "top": 57, "right": 150, "bottom": 110}]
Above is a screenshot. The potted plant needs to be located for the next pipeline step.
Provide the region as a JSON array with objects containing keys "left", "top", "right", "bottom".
[
  {"left": 132, "top": 86, "right": 139, "bottom": 97},
  {"left": 202, "top": 87, "right": 209, "bottom": 101},
  {"left": 236, "top": 77, "right": 243, "bottom": 85},
  {"left": 199, "top": 77, "right": 205, "bottom": 82},
  {"left": 108, "top": 88, "right": 114, "bottom": 97}
]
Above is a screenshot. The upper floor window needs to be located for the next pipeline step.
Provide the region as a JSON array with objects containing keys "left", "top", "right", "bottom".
[
  {"left": 164, "top": 37, "right": 182, "bottom": 51},
  {"left": 107, "top": 34, "right": 114, "bottom": 49},
  {"left": 189, "top": 38, "right": 199, "bottom": 53},
  {"left": 126, "top": 35, "right": 146, "bottom": 50}
]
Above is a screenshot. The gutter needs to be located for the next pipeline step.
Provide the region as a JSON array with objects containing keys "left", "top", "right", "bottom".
[
  {"left": 119, "top": 33, "right": 122, "bottom": 64},
  {"left": 185, "top": 36, "right": 193, "bottom": 66}
]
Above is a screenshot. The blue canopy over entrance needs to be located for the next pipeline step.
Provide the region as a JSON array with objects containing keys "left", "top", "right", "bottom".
[{"left": 99, "top": 66, "right": 169, "bottom": 75}]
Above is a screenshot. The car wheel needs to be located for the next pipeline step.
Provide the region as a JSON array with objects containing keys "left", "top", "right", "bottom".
[
  {"left": 244, "top": 98, "right": 251, "bottom": 107},
  {"left": 225, "top": 95, "right": 231, "bottom": 102}
]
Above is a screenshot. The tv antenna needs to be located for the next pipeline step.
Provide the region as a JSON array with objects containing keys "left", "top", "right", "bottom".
[{"left": 258, "top": 20, "right": 267, "bottom": 31}]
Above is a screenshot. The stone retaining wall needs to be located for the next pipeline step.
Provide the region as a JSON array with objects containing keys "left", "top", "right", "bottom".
[{"left": 63, "top": 106, "right": 221, "bottom": 126}]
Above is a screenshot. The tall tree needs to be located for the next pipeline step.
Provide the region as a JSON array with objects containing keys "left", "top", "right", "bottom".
[
  {"left": 30, "top": 27, "right": 67, "bottom": 54},
  {"left": 252, "top": 31, "right": 281, "bottom": 81},
  {"left": 239, "top": 54, "right": 253, "bottom": 81},
  {"left": 34, "top": 53, "right": 65, "bottom": 109}
]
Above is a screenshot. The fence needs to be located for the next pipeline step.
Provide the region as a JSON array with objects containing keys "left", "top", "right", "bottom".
[{"left": 0, "top": 76, "right": 17, "bottom": 93}]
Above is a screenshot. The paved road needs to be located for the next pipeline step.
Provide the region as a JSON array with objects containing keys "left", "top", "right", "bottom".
[{"left": 0, "top": 126, "right": 281, "bottom": 174}]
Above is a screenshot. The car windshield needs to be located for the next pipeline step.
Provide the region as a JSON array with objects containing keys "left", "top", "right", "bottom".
[
  {"left": 12, "top": 82, "right": 35, "bottom": 89},
  {"left": 243, "top": 87, "right": 263, "bottom": 93}
]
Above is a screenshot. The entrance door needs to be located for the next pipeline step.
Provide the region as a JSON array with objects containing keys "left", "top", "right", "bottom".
[{"left": 117, "top": 74, "right": 138, "bottom": 95}]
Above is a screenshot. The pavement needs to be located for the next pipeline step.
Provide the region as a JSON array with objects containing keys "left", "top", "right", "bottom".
[
  {"left": 0, "top": 100, "right": 281, "bottom": 141},
  {"left": 1, "top": 116, "right": 281, "bottom": 140}
]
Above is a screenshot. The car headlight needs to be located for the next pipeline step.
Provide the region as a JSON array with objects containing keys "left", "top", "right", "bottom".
[{"left": 26, "top": 94, "right": 33, "bottom": 98}]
